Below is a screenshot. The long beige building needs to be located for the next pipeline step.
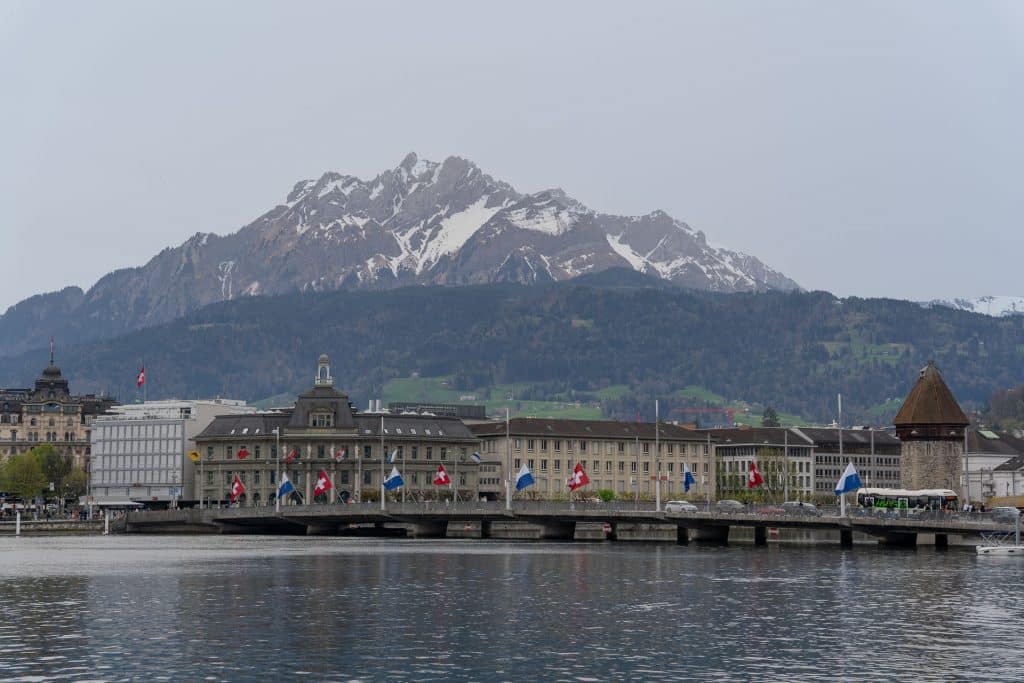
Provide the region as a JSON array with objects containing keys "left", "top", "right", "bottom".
[{"left": 469, "top": 418, "right": 716, "bottom": 500}]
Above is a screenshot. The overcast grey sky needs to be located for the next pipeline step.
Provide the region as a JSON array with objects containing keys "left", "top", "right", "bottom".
[{"left": 1, "top": 1, "right": 1021, "bottom": 311}]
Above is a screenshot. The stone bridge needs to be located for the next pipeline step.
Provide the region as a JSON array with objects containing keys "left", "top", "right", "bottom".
[{"left": 116, "top": 502, "right": 1013, "bottom": 547}]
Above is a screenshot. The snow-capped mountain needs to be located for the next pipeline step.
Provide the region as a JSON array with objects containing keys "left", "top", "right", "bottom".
[
  {"left": 924, "top": 296, "right": 1024, "bottom": 317},
  {"left": 0, "top": 153, "right": 799, "bottom": 358}
]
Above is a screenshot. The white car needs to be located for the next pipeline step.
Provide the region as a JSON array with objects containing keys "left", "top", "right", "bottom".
[{"left": 664, "top": 500, "right": 698, "bottom": 513}]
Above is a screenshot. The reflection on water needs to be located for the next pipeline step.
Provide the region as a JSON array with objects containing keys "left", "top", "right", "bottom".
[{"left": 1, "top": 536, "right": 1023, "bottom": 681}]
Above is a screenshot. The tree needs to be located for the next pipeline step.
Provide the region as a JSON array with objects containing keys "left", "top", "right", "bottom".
[
  {"left": 0, "top": 452, "right": 48, "bottom": 503},
  {"left": 762, "top": 406, "right": 781, "bottom": 428},
  {"left": 36, "top": 445, "right": 74, "bottom": 495},
  {"left": 59, "top": 468, "right": 89, "bottom": 500}
]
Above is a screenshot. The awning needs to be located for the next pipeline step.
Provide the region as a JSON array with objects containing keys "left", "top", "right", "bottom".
[{"left": 90, "top": 499, "right": 146, "bottom": 508}]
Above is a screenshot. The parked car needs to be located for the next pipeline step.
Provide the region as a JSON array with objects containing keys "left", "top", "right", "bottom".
[
  {"left": 781, "top": 501, "right": 822, "bottom": 517},
  {"left": 991, "top": 507, "right": 1021, "bottom": 523},
  {"left": 715, "top": 499, "right": 745, "bottom": 513},
  {"left": 757, "top": 505, "right": 785, "bottom": 515},
  {"left": 665, "top": 500, "right": 698, "bottom": 513}
]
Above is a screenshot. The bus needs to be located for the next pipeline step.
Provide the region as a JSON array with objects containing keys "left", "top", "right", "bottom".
[{"left": 856, "top": 488, "right": 959, "bottom": 511}]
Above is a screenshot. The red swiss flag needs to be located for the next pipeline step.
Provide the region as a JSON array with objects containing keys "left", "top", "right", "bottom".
[
  {"left": 433, "top": 464, "right": 451, "bottom": 486},
  {"left": 313, "top": 470, "right": 332, "bottom": 497},
  {"left": 237, "top": 448, "right": 250, "bottom": 460},
  {"left": 747, "top": 462, "right": 764, "bottom": 488},
  {"left": 229, "top": 474, "right": 245, "bottom": 502},
  {"left": 568, "top": 463, "right": 590, "bottom": 491}
]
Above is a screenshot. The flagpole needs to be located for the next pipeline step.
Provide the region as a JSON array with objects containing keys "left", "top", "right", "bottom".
[
  {"left": 453, "top": 451, "right": 458, "bottom": 502},
  {"left": 275, "top": 427, "right": 281, "bottom": 513},
  {"left": 380, "top": 414, "right": 385, "bottom": 512},
  {"left": 655, "top": 399, "right": 661, "bottom": 512},
  {"left": 838, "top": 393, "right": 845, "bottom": 517},
  {"left": 505, "top": 407, "right": 511, "bottom": 511},
  {"left": 401, "top": 440, "right": 406, "bottom": 505}
]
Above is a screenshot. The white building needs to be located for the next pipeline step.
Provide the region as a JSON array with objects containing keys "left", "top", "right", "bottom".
[{"left": 89, "top": 399, "right": 253, "bottom": 507}]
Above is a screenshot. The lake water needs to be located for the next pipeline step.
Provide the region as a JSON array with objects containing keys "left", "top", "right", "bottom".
[{"left": 1, "top": 536, "right": 1022, "bottom": 681}]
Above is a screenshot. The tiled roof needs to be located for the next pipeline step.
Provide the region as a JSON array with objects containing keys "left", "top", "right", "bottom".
[
  {"left": 705, "top": 427, "right": 814, "bottom": 446},
  {"left": 794, "top": 427, "right": 900, "bottom": 447},
  {"left": 469, "top": 417, "right": 708, "bottom": 441},
  {"left": 893, "top": 361, "right": 969, "bottom": 427},
  {"left": 197, "top": 413, "right": 290, "bottom": 439},
  {"left": 354, "top": 414, "right": 476, "bottom": 440}
]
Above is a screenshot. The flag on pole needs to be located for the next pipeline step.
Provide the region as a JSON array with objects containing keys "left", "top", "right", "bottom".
[
  {"left": 284, "top": 448, "right": 299, "bottom": 465},
  {"left": 334, "top": 447, "right": 346, "bottom": 462},
  {"left": 568, "top": 463, "right": 590, "bottom": 491},
  {"left": 515, "top": 463, "right": 535, "bottom": 491},
  {"left": 136, "top": 367, "right": 146, "bottom": 388},
  {"left": 237, "top": 447, "right": 250, "bottom": 460},
  {"left": 747, "top": 462, "right": 764, "bottom": 488},
  {"left": 471, "top": 452, "right": 482, "bottom": 464},
  {"left": 388, "top": 448, "right": 399, "bottom": 464},
  {"left": 834, "top": 462, "right": 863, "bottom": 495},
  {"left": 683, "top": 462, "right": 696, "bottom": 493},
  {"left": 50, "top": 336, "right": 55, "bottom": 359},
  {"left": 383, "top": 466, "right": 404, "bottom": 491},
  {"left": 278, "top": 473, "right": 295, "bottom": 499},
  {"left": 229, "top": 474, "right": 245, "bottom": 502},
  {"left": 433, "top": 464, "right": 451, "bottom": 486},
  {"left": 313, "top": 470, "right": 333, "bottom": 497}
]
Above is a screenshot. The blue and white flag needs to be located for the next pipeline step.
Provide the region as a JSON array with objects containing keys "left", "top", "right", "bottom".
[
  {"left": 683, "top": 462, "right": 696, "bottom": 493},
  {"left": 278, "top": 473, "right": 295, "bottom": 499},
  {"left": 388, "top": 448, "right": 399, "bottom": 464},
  {"left": 383, "top": 466, "right": 404, "bottom": 491},
  {"left": 515, "top": 463, "right": 535, "bottom": 491},
  {"left": 834, "top": 462, "right": 863, "bottom": 495},
  {"left": 471, "top": 452, "right": 482, "bottom": 464}
]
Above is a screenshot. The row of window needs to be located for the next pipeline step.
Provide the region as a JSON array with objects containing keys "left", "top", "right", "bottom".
[
  {"left": 92, "top": 439, "right": 181, "bottom": 456},
  {"left": 95, "top": 423, "right": 183, "bottom": 440},
  {"left": 208, "top": 469, "right": 469, "bottom": 488},
  {"left": 513, "top": 458, "right": 712, "bottom": 475},
  {"left": 508, "top": 438, "right": 712, "bottom": 456},
  {"left": 210, "top": 444, "right": 472, "bottom": 461}
]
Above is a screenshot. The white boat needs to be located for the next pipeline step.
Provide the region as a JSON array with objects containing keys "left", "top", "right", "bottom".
[{"left": 977, "top": 509, "right": 1024, "bottom": 556}]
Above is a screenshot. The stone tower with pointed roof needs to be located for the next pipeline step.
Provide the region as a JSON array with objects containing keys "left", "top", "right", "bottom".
[{"left": 894, "top": 361, "right": 969, "bottom": 496}]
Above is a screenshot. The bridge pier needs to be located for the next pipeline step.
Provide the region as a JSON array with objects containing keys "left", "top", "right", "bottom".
[
  {"left": 878, "top": 532, "right": 917, "bottom": 547},
  {"left": 754, "top": 526, "right": 767, "bottom": 546},
  {"left": 305, "top": 523, "right": 338, "bottom": 536},
  {"left": 480, "top": 521, "right": 492, "bottom": 539},
  {"left": 840, "top": 529, "right": 853, "bottom": 548},
  {"left": 408, "top": 521, "right": 448, "bottom": 539},
  {"left": 538, "top": 521, "right": 576, "bottom": 540},
  {"left": 676, "top": 526, "right": 689, "bottom": 545},
  {"left": 693, "top": 525, "right": 729, "bottom": 544}
]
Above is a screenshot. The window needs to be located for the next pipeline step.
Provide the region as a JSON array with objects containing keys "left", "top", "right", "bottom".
[
  {"left": 254, "top": 445, "right": 261, "bottom": 459},
  {"left": 426, "top": 447, "right": 433, "bottom": 460},
  {"left": 528, "top": 459, "right": 535, "bottom": 469},
  {"left": 642, "top": 443, "right": 650, "bottom": 454},
  {"left": 554, "top": 460, "right": 561, "bottom": 472},
  {"left": 554, "top": 440, "right": 561, "bottom": 452},
  {"left": 312, "top": 413, "right": 332, "bottom": 428},
  {"left": 580, "top": 441, "right": 587, "bottom": 453},
  {"left": 605, "top": 461, "right": 612, "bottom": 473},
  {"left": 527, "top": 439, "right": 535, "bottom": 452},
  {"left": 618, "top": 461, "right": 625, "bottom": 472},
  {"left": 541, "top": 459, "right": 548, "bottom": 472},
  {"left": 363, "top": 471, "right": 372, "bottom": 485},
  {"left": 667, "top": 462, "right": 674, "bottom": 472},
  {"left": 317, "top": 444, "right": 325, "bottom": 459},
  {"left": 541, "top": 439, "right": 548, "bottom": 451},
  {"left": 440, "top": 447, "right": 448, "bottom": 461},
  {"left": 226, "top": 446, "right": 233, "bottom": 459},
  {"left": 411, "top": 446, "right": 418, "bottom": 460},
  {"left": 631, "top": 462, "right": 637, "bottom": 473},
  {"left": 514, "top": 439, "right": 521, "bottom": 450},
  {"left": 514, "top": 458, "right": 521, "bottom": 469},
  {"left": 364, "top": 445, "right": 372, "bottom": 459},
  {"left": 341, "top": 471, "right": 349, "bottom": 484}
]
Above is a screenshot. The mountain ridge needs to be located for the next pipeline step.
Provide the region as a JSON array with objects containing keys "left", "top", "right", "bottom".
[{"left": 0, "top": 153, "right": 798, "bottom": 358}]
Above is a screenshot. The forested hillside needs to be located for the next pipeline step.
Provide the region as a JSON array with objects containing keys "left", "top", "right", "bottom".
[{"left": 1, "top": 270, "right": 1020, "bottom": 424}]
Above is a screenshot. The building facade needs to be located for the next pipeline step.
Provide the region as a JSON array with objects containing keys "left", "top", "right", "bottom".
[
  {"left": 0, "top": 353, "right": 117, "bottom": 463},
  {"left": 193, "top": 355, "right": 480, "bottom": 505},
  {"left": 793, "top": 427, "right": 901, "bottom": 495},
  {"left": 706, "top": 427, "right": 815, "bottom": 499},
  {"left": 470, "top": 418, "right": 716, "bottom": 501},
  {"left": 88, "top": 399, "right": 254, "bottom": 507}
]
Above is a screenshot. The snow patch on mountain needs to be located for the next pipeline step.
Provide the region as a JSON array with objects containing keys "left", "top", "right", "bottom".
[{"left": 924, "top": 296, "right": 1024, "bottom": 317}]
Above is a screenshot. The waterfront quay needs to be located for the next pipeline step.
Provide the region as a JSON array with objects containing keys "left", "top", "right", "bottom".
[{"left": 116, "top": 501, "right": 1011, "bottom": 547}]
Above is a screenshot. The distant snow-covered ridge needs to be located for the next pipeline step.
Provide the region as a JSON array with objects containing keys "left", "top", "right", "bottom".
[{"left": 923, "top": 296, "right": 1024, "bottom": 317}]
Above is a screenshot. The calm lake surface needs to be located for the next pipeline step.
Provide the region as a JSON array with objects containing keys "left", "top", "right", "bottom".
[{"left": 1, "top": 536, "right": 1022, "bottom": 682}]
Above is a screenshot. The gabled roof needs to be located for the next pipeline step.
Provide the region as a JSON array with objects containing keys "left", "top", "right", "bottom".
[
  {"left": 893, "top": 361, "right": 968, "bottom": 427},
  {"left": 704, "top": 427, "right": 814, "bottom": 447},
  {"left": 469, "top": 417, "right": 709, "bottom": 442}
]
